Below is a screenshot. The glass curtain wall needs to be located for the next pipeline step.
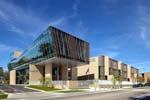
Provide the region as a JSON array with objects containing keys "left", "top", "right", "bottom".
[{"left": 8, "top": 29, "right": 55, "bottom": 70}]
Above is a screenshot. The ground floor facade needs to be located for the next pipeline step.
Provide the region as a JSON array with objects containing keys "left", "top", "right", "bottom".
[
  {"left": 9, "top": 56, "right": 140, "bottom": 86},
  {"left": 9, "top": 63, "right": 78, "bottom": 85}
]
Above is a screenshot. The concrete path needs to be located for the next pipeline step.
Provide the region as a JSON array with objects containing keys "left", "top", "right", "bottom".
[
  {"left": 7, "top": 92, "right": 66, "bottom": 100},
  {"left": 7, "top": 88, "right": 150, "bottom": 100},
  {"left": 7, "top": 89, "right": 125, "bottom": 100},
  {"left": 0, "top": 85, "right": 38, "bottom": 93},
  {"left": 46, "top": 88, "right": 150, "bottom": 100}
]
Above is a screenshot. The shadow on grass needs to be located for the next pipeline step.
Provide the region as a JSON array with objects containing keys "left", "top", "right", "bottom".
[
  {"left": 27, "top": 85, "right": 60, "bottom": 91},
  {"left": 57, "top": 90, "right": 85, "bottom": 93}
]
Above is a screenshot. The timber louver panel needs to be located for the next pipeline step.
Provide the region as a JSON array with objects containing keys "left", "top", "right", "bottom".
[{"left": 50, "top": 26, "right": 89, "bottom": 64}]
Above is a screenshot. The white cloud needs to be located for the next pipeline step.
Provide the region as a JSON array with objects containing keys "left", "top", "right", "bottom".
[
  {"left": 0, "top": 9, "right": 9, "bottom": 21},
  {"left": 0, "top": 0, "right": 46, "bottom": 39},
  {"left": 132, "top": 61, "right": 150, "bottom": 66},
  {"left": 91, "top": 47, "right": 119, "bottom": 58},
  {"left": 48, "top": 0, "right": 88, "bottom": 39},
  {"left": 131, "top": 61, "right": 150, "bottom": 73},
  {"left": 136, "top": 4, "right": 150, "bottom": 48},
  {"left": 71, "top": 0, "right": 80, "bottom": 17},
  {"left": 103, "top": 51, "right": 119, "bottom": 58},
  {"left": 9, "top": 25, "right": 24, "bottom": 34},
  {"left": 0, "top": 0, "right": 88, "bottom": 43},
  {"left": 50, "top": 17, "right": 67, "bottom": 26},
  {"left": 0, "top": 43, "right": 21, "bottom": 52}
]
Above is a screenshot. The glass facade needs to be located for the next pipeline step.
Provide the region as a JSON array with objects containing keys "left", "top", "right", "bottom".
[
  {"left": 98, "top": 56, "right": 105, "bottom": 80},
  {"left": 8, "top": 26, "right": 89, "bottom": 71},
  {"left": 8, "top": 28, "right": 55, "bottom": 70},
  {"left": 16, "top": 67, "right": 29, "bottom": 84}
]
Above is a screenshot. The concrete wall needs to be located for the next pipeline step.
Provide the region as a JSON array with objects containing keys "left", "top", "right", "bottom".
[
  {"left": 143, "top": 72, "right": 150, "bottom": 83},
  {"left": 118, "top": 61, "right": 122, "bottom": 70},
  {"left": 29, "top": 64, "right": 43, "bottom": 85},
  {"left": 127, "top": 65, "right": 131, "bottom": 81},
  {"left": 9, "top": 70, "right": 16, "bottom": 85},
  {"left": 104, "top": 56, "right": 109, "bottom": 78},
  {"left": 77, "top": 56, "right": 99, "bottom": 80},
  {"left": 61, "top": 65, "right": 68, "bottom": 80},
  {"left": 71, "top": 67, "right": 77, "bottom": 80},
  {"left": 45, "top": 63, "right": 52, "bottom": 80}
]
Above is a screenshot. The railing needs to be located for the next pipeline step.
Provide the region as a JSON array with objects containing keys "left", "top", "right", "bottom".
[
  {"left": 29, "top": 80, "right": 41, "bottom": 85},
  {"left": 51, "top": 81, "right": 67, "bottom": 85},
  {"left": 78, "top": 81, "right": 89, "bottom": 87}
]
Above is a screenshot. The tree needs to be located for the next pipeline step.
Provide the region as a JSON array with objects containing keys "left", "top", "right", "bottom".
[
  {"left": 0, "top": 71, "right": 3, "bottom": 77},
  {"left": 39, "top": 76, "right": 52, "bottom": 87},
  {"left": 116, "top": 71, "right": 122, "bottom": 88},
  {"left": 3, "top": 71, "right": 9, "bottom": 84},
  {"left": 111, "top": 76, "right": 117, "bottom": 89},
  {"left": 3, "top": 71, "right": 9, "bottom": 80}
]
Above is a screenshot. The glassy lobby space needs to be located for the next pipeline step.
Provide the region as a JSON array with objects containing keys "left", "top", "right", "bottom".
[{"left": 8, "top": 26, "right": 89, "bottom": 85}]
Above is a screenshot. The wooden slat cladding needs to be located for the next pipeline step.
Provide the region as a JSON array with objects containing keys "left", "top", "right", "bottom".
[{"left": 50, "top": 26, "right": 89, "bottom": 64}]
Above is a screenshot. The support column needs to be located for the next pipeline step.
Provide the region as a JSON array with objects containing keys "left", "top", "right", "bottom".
[
  {"left": 9, "top": 70, "right": 16, "bottom": 85},
  {"left": 45, "top": 63, "right": 52, "bottom": 80},
  {"left": 29, "top": 64, "right": 43, "bottom": 85},
  {"left": 104, "top": 56, "right": 109, "bottom": 79},
  {"left": 61, "top": 65, "right": 68, "bottom": 80},
  {"left": 118, "top": 61, "right": 122, "bottom": 70},
  {"left": 127, "top": 65, "right": 131, "bottom": 82},
  {"left": 71, "top": 67, "right": 77, "bottom": 80}
]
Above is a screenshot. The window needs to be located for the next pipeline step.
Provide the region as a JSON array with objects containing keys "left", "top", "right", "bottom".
[{"left": 99, "top": 66, "right": 104, "bottom": 80}]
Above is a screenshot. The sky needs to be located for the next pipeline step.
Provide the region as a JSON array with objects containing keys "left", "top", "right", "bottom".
[{"left": 0, "top": 0, "right": 150, "bottom": 73}]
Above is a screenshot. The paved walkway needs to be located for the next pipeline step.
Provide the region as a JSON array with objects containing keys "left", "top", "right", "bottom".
[
  {"left": 7, "top": 89, "right": 128, "bottom": 100},
  {"left": 0, "top": 85, "right": 38, "bottom": 93},
  {"left": 7, "top": 92, "right": 66, "bottom": 100}
]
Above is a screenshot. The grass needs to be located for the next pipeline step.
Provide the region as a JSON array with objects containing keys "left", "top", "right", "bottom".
[
  {"left": 0, "top": 91, "right": 8, "bottom": 99},
  {"left": 57, "top": 90, "right": 85, "bottom": 93},
  {"left": 27, "top": 85, "right": 60, "bottom": 91}
]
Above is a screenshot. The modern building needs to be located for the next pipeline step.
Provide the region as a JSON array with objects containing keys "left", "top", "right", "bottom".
[
  {"left": 77, "top": 56, "right": 139, "bottom": 83},
  {"left": 8, "top": 26, "right": 89, "bottom": 85}
]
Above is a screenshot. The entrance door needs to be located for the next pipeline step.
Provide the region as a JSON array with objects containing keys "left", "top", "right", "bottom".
[
  {"left": 52, "top": 67, "right": 57, "bottom": 80},
  {"left": 52, "top": 64, "right": 62, "bottom": 80}
]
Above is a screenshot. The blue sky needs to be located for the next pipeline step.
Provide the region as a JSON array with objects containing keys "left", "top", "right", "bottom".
[{"left": 0, "top": 0, "right": 150, "bottom": 73}]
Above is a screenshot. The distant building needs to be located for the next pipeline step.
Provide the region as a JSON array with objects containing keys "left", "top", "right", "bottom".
[
  {"left": 142, "top": 72, "right": 150, "bottom": 83},
  {"left": 77, "top": 56, "right": 139, "bottom": 83}
]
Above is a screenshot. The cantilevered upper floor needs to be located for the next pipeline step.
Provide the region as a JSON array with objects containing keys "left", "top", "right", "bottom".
[{"left": 8, "top": 26, "right": 89, "bottom": 71}]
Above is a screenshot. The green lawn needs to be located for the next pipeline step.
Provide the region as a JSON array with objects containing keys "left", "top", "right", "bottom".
[
  {"left": 57, "top": 90, "right": 85, "bottom": 93},
  {"left": 0, "top": 91, "right": 8, "bottom": 99},
  {"left": 27, "top": 85, "right": 60, "bottom": 91}
]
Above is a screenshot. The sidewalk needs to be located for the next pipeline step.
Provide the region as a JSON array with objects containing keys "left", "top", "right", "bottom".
[{"left": 7, "top": 88, "right": 128, "bottom": 100}]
